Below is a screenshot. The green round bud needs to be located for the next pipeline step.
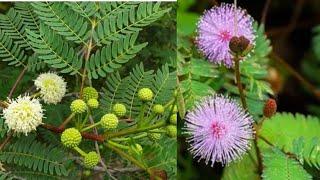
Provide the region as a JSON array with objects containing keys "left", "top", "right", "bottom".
[
  {"left": 70, "top": 99, "right": 87, "bottom": 114},
  {"left": 83, "top": 87, "right": 98, "bottom": 101},
  {"left": 138, "top": 88, "right": 153, "bottom": 101},
  {"left": 87, "top": 99, "right": 99, "bottom": 109},
  {"left": 129, "top": 144, "right": 143, "bottom": 156},
  {"left": 61, "top": 128, "right": 82, "bottom": 148},
  {"left": 83, "top": 151, "right": 100, "bottom": 169},
  {"left": 148, "top": 132, "right": 161, "bottom": 141},
  {"left": 169, "top": 114, "right": 177, "bottom": 125},
  {"left": 153, "top": 104, "right": 164, "bottom": 114},
  {"left": 113, "top": 103, "right": 126, "bottom": 117},
  {"left": 169, "top": 105, "right": 178, "bottom": 113},
  {"left": 100, "top": 113, "right": 118, "bottom": 130},
  {"left": 166, "top": 125, "right": 177, "bottom": 138}
]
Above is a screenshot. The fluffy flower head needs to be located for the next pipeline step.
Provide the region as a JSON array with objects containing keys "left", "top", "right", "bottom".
[
  {"left": 34, "top": 72, "right": 67, "bottom": 104},
  {"left": 185, "top": 94, "right": 254, "bottom": 166},
  {"left": 2, "top": 96, "right": 43, "bottom": 135},
  {"left": 196, "top": 3, "right": 255, "bottom": 67}
]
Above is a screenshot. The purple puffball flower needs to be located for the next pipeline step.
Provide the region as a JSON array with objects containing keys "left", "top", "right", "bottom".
[
  {"left": 196, "top": 3, "right": 255, "bottom": 67},
  {"left": 184, "top": 94, "right": 254, "bottom": 166}
]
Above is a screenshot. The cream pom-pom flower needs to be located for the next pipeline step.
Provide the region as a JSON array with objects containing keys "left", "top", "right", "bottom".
[
  {"left": 2, "top": 96, "right": 44, "bottom": 135},
  {"left": 34, "top": 72, "right": 67, "bottom": 104}
]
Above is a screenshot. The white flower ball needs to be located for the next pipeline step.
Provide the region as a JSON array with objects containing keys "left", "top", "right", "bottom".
[
  {"left": 2, "top": 96, "right": 44, "bottom": 135},
  {"left": 34, "top": 72, "right": 67, "bottom": 104}
]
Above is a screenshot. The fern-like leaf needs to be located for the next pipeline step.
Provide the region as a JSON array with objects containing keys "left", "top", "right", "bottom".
[
  {"left": 0, "top": 30, "right": 28, "bottom": 67},
  {"left": 95, "top": 2, "right": 170, "bottom": 45},
  {"left": 31, "top": 2, "right": 89, "bottom": 46},
  {"left": 262, "top": 148, "right": 312, "bottom": 180},
  {"left": 14, "top": 3, "right": 40, "bottom": 34},
  {"left": 258, "top": 113, "right": 320, "bottom": 170},
  {"left": 26, "top": 24, "right": 82, "bottom": 75},
  {"left": 0, "top": 136, "right": 69, "bottom": 177},
  {"left": 292, "top": 137, "right": 320, "bottom": 169},
  {"left": 101, "top": 71, "right": 124, "bottom": 112},
  {"left": 122, "top": 63, "right": 154, "bottom": 118},
  {"left": 86, "top": 32, "right": 147, "bottom": 79},
  {"left": 146, "top": 64, "right": 176, "bottom": 116}
]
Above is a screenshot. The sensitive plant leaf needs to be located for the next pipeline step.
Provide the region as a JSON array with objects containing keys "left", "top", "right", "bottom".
[{"left": 262, "top": 148, "right": 312, "bottom": 180}]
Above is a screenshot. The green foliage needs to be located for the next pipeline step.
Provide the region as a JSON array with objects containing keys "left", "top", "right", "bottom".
[
  {"left": 26, "top": 24, "right": 83, "bottom": 75},
  {"left": 102, "top": 63, "right": 176, "bottom": 119},
  {"left": 222, "top": 147, "right": 259, "bottom": 180},
  {"left": 258, "top": 113, "right": 320, "bottom": 170},
  {"left": 144, "top": 138, "right": 177, "bottom": 178},
  {"left": 0, "top": 117, "right": 7, "bottom": 138},
  {"left": 95, "top": 2, "right": 171, "bottom": 46},
  {"left": 312, "top": 25, "right": 320, "bottom": 59},
  {"left": 86, "top": 32, "right": 148, "bottom": 79},
  {"left": 0, "top": 136, "right": 69, "bottom": 177},
  {"left": 31, "top": 2, "right": 89, "bottom": 46},
  {"left": 262, "top": 148, "right": 312, "bottom": 180}
]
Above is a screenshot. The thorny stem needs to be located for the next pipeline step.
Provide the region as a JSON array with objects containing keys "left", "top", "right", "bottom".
[
  {"left": 234, "top": 57, "right": 247, "bottom": 109},
  {"left": 8, "top": 67, "right": 27, "bottom": 99},
  {"left": 108, "top": 141, "right": 129, "bottom": 150},
  {"left": 270, "top": 52, "right": 320, "bottom": 101}
]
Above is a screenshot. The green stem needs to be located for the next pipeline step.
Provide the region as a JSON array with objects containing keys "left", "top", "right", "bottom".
[
  {"left": 30, "top": 92, "right": 41, "bottom": 99},
  {"left": 81, "top": 122, "right": 100, "bottom": 132},
  {"left": 58, "top": 113, "right": 75, "bottom": 129},
  {"left": 80, "top": 109, "right": 91, "bottom": 129},
  {"left": 106, "top": 142, "right": 149, "bottom": 173},
  {"left": 74, "top": 147, "right": 87, "bottom": 157},
  {"left": 234, "top": 57, "right": 247, "bottom": 109},
  {"left": 107, "top": 140, "right": 129, "bottom": 149},
  {"left": 137, "top": 104, "right": 147, "bottom": 127},
  {"left": 105, "top": 120, "right": 166, "bottom": 139},
  {"left": 112, "top": 133, "right": 148, "bottom": 142}
]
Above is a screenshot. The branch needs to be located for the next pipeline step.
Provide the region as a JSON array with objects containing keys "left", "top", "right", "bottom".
[
  {"left": 8, "top": 67, "right": 27, "bottom": 99},
  {"left": 270, "top": 52, "right": 320, "bottom": 101},
  {"left": 260, "top": 0, "right": 271, "bottom": 25},
  {"left": 41, "top": 124, "right": 105, "bottom": 142}
]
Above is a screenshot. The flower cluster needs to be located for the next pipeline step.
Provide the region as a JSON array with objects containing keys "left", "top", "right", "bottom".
[
  {"left": 3, "top": 96, "right": 44, "bottom": 135},
  {"left": 196, "top": 3, "right": 255, "bottom": 67},
  {"left": 184, "top": 94, "right": 254, "bottom": 166},
  {"left": 34, "top": 72, "right": 67, "bottom": 104}
]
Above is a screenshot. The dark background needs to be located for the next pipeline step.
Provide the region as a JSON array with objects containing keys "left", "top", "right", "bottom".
[{"left": 178, "top": 0, "right": 320, "bottom": 179}]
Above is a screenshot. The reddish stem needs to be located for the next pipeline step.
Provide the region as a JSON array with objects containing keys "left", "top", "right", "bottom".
[{"left": 41, "top": 124, "right": 104, "bottom": 142}]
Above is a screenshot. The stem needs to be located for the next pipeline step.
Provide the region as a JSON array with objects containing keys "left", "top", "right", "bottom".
[
  {"left": 41, "top": 124, "right": 105, "bottom": 142},
  {"left": 253, "top": 124, "right": 263, "bottom": 175},
  {"left": 79, "top": 28, "right": 94, "bottom": 98},
  {"left": 30, "top": 92, "right": 41, "bottom": 99},
  {"left": 8, "top": 67, "right": 27, "bottom": 99},
  {"left": 80, "top": 109, "right": 90, "bottom": 129},
  {"left": 108, "top": 141, "right": 129, "bottom": 149},
  {"left": 0, "top": 132, "right": 12, "bottom": 151},
  {"left": 260, "top": 0, "right": 271, "bottom": 25},
  {"left": 234, "top": 57, "right": 247, "bottom": 109},
  {"left": 74, "top": 146, "right": 87, "bottom": 157},
  {"left": 106, "top": 142, "right": 148, "bottom": 173},
  {"left": 270, "top": 52, "right": 320, "bottom": 101},
  {"left": 58, "top": 113, "right": 75, "bottom": 129},
  {"left": 112, "top": 133, "right": 148, "bottom": 142},
  {"left": 105, "top": 120, "right": 166, "bottom": 139},
  {"left": 81, "top": 122, "right": 100, "bottom": 132}
]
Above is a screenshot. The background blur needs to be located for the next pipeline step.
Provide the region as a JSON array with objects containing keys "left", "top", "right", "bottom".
[{"left": 178, "top": 0, "right": 320, "bottom": 179}]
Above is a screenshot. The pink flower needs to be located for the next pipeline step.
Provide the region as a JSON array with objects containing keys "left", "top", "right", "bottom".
[
  {"left": 184, "top": 95, "right": 254, "bottom": 166},
  {"left": 196, "top": 3, "right": 255, "bottom": 67}
]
